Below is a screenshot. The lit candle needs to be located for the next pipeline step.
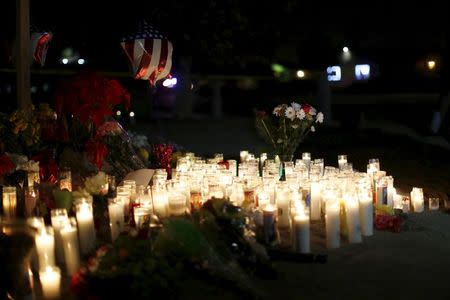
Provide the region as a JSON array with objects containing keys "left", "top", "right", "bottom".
[
  {"left": 60, "top": 223, "right": 80, "bottom": 276},
  {"left": 152, "top": 188, "right": 169, "bottom": 217},
  {"left": 59, "top": 168, "right": 72, "bottom": 192},
  {"left": 263, "top": 204, "right": 277, "bottom": 244},
  {"left": 310, "top": 180, "right": 322, "bottom": 220},
  {"left": 134, "top": 206, "right": 152, "bottom": 233},
  {"left": 28, "top": 217, "right": 45, "bottom": 272},
  {"left": 116, "top": 186, "right": 131, "bottom": 218},
  {"left": 386, "top": 176, "right": 394, "bottom": 207},
  {"left": 359, "top": 193, "right": 373, "bottom": 236},
  {"left": 376, "top": 176, "right": 388, "bottom": 206},
  {"left": 402, "top": 196, "right": 410, "bottom": 213},
  {"left": 240, "top": 150, "right": 249, "bottom": 163},
  {"left": 275, "top": 186, "right": 290, "bottom": 228},
  {"left": 123, "top": 180, "right": 137, "bottom": 202},
  {"left": 2, "top": 186, "right": 17, "bottom": 217},
  {"left": 410, "top": 187, "right": 424, "bottom": 213},
  {"left": 257, "top": 191, "right": 270, "bottom": 208},
  {"left": 325, "top": 199, "right": 340, "bottom": 249},
  {"left": 35, "top": 226, "right": 55, "bottom": 270},
  {"left": 75, "top": 198, "right": 96, "bottom": 255},
  {"left": 168, "top": 192, "right": 186, "bottom": 216},
  {"left": 293, "top": 211, "right": 310, "bottom": 253},
  {"left": 338, "top": 154, "right": 347, "bottom": 171},
  {"left": 393, "top": 191, "right": 403, "bottom": 209},
  {"left": 345, "top": 195, "right": 362, "bottom": 243},
  {"left": 108, "top": 198, "right": 124, "bottom": 242},
  {"left": 50, "top": 209, "right": 69, "bottom": 266},
  {"left": 39, "top": 266, "right": 61, "bottom": 299},
  {"left": 302, "top": 152, "right": 311, "bottom": 170}
]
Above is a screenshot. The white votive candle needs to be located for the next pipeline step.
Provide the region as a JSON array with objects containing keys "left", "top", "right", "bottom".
[
  {"left": 325, "top": 200, "right": 340, "bottom": 249},
  {"left": 293, "top": 213, "right": 310, "bottom": 253},
  {"left": 35, "top": 226, "right": 55, "bottom": 271},
  {"left": 39, "top": 266, "right": 61, "bottom": 299},
  {"left": 310, "top": 181, "right": 322, "bottom": 220},
  {"left": 338, "top": 154, "right": 347, "bottom": 171},
  {"left": 108, "top": 199, "right": 124, "bottom": 242},
  {"left": 152, "top": 191, "right": 169, "bottom": 217},
  {"left": 302, "top": 152, "right": 311, "bottom": 170},
  {"left": 50, "top": 209, "right": 69, "bottom": 266},
  {"left": 240, "top": 150, "right": 249, "bottom": 163},
  {"left": 359, "top": 194, "right": 373, "bottom": 236},
  {"left": 411, "top": 187, "right": 424, "bottom": 213},
  {"left": 263, "top": 204, "right": 277, "bottom": 244},
  {"left": 60, "top": 223, "right": 80, "bottom": 276},
  {"left": 75, "top": 199, "right": 96, "bottom": 255},
  {"left": 275, "top": 189, "right": 290, "bottom": 228},
  {"left": 345, "top": 196, "right": 362, "bottom": 243}
]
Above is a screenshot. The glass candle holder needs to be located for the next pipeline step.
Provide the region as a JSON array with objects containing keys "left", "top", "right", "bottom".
[
  {"left": 338, "top": 154, "right": 348, "bottom": 171},
  {"left": 35, "top": 226, "right": 55, "bottom": 271},
  {"left": 429, "top": 197, "right": 440, "bottom": 211},
  {"left": 168, "top": 191, "right": 187, "bottom": 216},
  {"left": 134, "top": 206, "right": 152, "bottom": 239},
  {"left": 2, "top": 186, "right": 17, "bottom": 218},
  {"left": 116, "top": 186, "right": 131, "bottom": 218},
  {"left": 27, "top": 170, "right": 40, "bottom": 188},
  {"left": 108, "top": 198, "right": 124, "bottom": 242},
  {"left": 39, "top": 266, "right": 61, "bottom": 300},
  {"left": 50, "top": 209, "right": 69, "bottom": 265},
  {"left": 240, "top": 150, "right": 249, "bottom": 163},
  {"left": 25, "top": 186, "right": 39, "bottom": 217},
  {"left": 58, "top": 168, "right": 72, "bottom": 192},
  {"left": 74, "top": 197, "right": 95, "bottom": 255}
]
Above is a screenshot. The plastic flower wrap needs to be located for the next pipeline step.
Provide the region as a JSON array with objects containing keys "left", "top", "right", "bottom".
[
  {"left": 84, "top": 172, "right": 108, "bottom": 196},
  {"left": 255, "top": 101, "right": 324, "bottom": 158}
]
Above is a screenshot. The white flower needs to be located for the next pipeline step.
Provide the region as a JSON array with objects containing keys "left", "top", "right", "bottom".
[
  {"left": 273, "top": 106, "right": 282, "bottom": 116},
  {"left": 310, "top": 125, "right": 316, "bottom": 132},
  {"left": 291, "top": 124, "right": 299, "bottom": 129},
  {"left": 84, "top": 172, "right": 107, "bottom": 195},
  {"left": 296, "top": 109, "right": 306, "bottom": 120},
  {"left": 285, "top": 107, "right": 295, "bottom": 120},
  {"left": 291, "top": 102, "right": 301, "bottom": 111},
  {"left": 316, "top": 112, "right": 324, "bottom": 123},
  {"left": 309, "top": 107, "right": 317, "bottom": 115}
]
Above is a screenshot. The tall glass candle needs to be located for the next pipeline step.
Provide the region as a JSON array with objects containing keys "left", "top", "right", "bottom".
[
  {"left": 2, "top": 186, "right": 17, "bottom": 217},
  {"left": 325, "top": 198, "right": 340, "bottom": 249},
  {"left": 116, "top": 186, "right": 131, "bottom": 218},
  {"left": 28, "top": 217, "right": 45, "bottom": 272},
  {"left": 275, "top": 184, "right": 290, "bottom": 228},
  {"left": 108, "top": 198, "right": 124, "bottom": 242},
  {"left": 359, "top": 193, "right": 373, "bottom": 236},
  {"left": 345, "top": 195, "right": 362, "bottom": 243},
  {"left": 25, "top": 186, "right": 39, "bottom": 217},
  {"left": 338, "top": 154, "right": 347, "bottom": 171},
  {"left": 310, "top": 180, "right": 322, "bottom": 220},
  {"left": 293, "top": 211, "right": 310, "bottom": 253},
  {"left": 60, "top": 222, "right": 80, "bottom": 276},
  {"left": 35, "top": 226, "right": 55, "bottom": 270},
  {"left": 151, "top": 186, "right": 169, "bottom": 217},
  {"left": 240, "top": 150, "right": 249, "bottom": 163},
  {"left": 39, "top": 266, "right": 61, "bottom": 299},
  {"left": 263, "top": 204, "right": 277, "bottom": 244},
  {"left": 302, "top": 152, "right": 311, "bottom": 170},
  {"left": 411, "top": 187, "right": 424, "bottom": 213},
  {"left": 75, "top": 197, "right": 96, "bottom": 255},
  {"left": 59, "top": 167, "right": 72, "bottom": 192},
  {"left": 50, "top": 209, "right": 69, "bottom": 265}
]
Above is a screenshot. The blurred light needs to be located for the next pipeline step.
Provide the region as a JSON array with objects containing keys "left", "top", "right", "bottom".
[
  {"left": 162, "top": 77, "right": 177, "bottom": 88},
  {"left": 6, "top": 85, "right": 12, "bottom": 93},
  {"left": 129, "top": 111, "right": 135, "bottom": 117},
  {"left": 327, "top": 66, "right": 341, "bottom": 81},
  {"left": 343, "top": 46, "right": 349, "bottom": 53},
  {"left": 355, "top": 64, "right": 371, "bottom": 80},
  {"left": 30, "top": 86, "right": 38, "bottom": 93},
  {"left": 77, "top": 58, "right": 85, "bottom": 65},
  {"left": 62, "top": 58, "right": 68, "bottom": 64},
  {"left": 190, "top": 83, "right": 194, "bottom": 90},
  {"left": 427, "top": 60, "right": 436, "bottom": 70},
  {"left": 116, "top": 110, "right": 121, "bottom": 116},
  {"left": 42, "top": 83, "right": 50, "bottom": 92},
  {"left": 296, "top": 70, "right": 305, "bottom": 78},
  {"left": 271, "top": 63, "right": 285, "bottom": 74}
]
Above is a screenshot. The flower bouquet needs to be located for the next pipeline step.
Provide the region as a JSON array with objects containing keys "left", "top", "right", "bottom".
[{"left": 255, "top": 102, "right": 324, "bottom": 160}]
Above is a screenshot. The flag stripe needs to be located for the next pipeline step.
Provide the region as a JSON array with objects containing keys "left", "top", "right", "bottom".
[
  {"left": 149, "top": 39, "right": 168, "bottom": 84},
  {"left": 136, "top": 39, "right": 153, "bottom": 79},
  {"left": 156, "top": 41, "right": 173, "bottom": 81},
  {"left": 144, "top": 39, "right": 162, "bottom": 81}
]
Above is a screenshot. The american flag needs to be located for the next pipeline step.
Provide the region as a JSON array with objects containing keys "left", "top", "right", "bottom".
[
  {"left": 121, "top": 21, "right": 173, "bottom": 86},
  {"left": 30, "top": 27, "right": 52, "bottom": 67}
]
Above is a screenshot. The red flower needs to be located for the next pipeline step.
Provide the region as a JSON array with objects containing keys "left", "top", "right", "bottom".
[
  {"left": 0, "top": 154, "right": 14, "bottom": 177},
  {"left": 302, "top": 104, "right": 311, "bottom": 114},
  {"left": 55, "top": 72, "right": 130, "bottom": 129}
]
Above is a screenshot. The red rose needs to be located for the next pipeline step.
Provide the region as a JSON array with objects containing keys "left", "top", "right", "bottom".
[
  {"left": 256, "top": 110, "right": 266, "bottom": 118},
  {"left": 302, "top": 104, "right": 311, "bottom": 114}
]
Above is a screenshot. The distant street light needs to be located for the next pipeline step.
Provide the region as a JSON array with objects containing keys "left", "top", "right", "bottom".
[
  {"left": 62, "top": 58, "right": 68, "bottom": 64},
  {"left": 296, "top": 70, "right": 305, "bottom": 78},
  {"left": 77, "top": 58, "right": 85, "bottom": 65},
  {"left": 342, "top": 46, "right": 349, "bottom": 53},
  {"left": 427, "top": 60, "right": 436, "bottom": 70}
]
